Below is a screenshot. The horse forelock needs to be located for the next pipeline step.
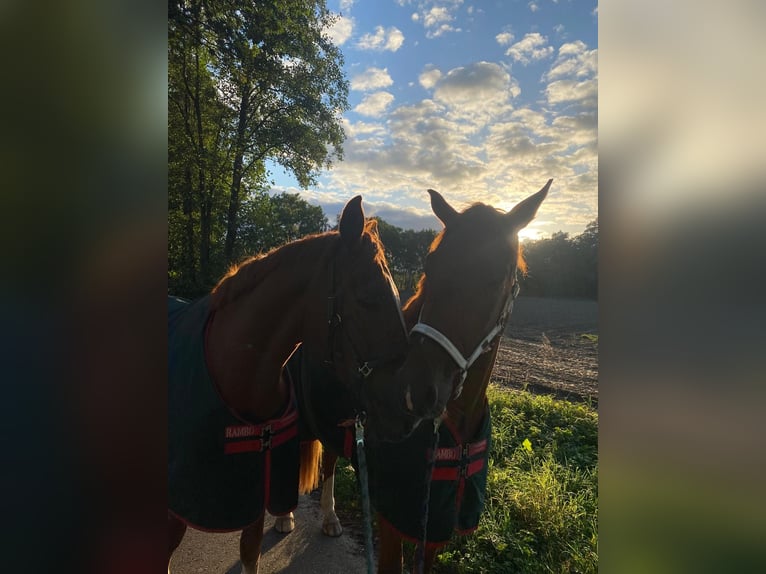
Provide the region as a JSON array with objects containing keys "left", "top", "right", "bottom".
[{"left": 401, "top": 203, "right": 526, "bottom": 322}]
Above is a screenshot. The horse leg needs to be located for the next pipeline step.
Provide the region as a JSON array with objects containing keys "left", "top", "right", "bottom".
[
  {"left": 320, "top": 450, "right": 342, "bottom": 537},
  {"left": 239, "top": 514, "right": 265, "bottom": 574},
  {"left": 377, "top": 516, "right": 403, "bottom": 574},
  {"left": 167, "top": 512, "right": 187, "bottom": 573},
  {"left": 273, "top": 512, "right": 295, "bottom": 533}
]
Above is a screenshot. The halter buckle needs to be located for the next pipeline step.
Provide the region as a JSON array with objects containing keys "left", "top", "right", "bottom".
[
  {"left": 358, "top": 362, "right": 373, "bottom": 378},
  {"left": 355, "top": 413, "right": 366, "bottom": 446},
  {"left": 261, "top": 424, "right": 272, "bottom": 451}
]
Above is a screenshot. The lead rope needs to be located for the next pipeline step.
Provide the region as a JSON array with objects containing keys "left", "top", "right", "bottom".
[
  {"left": 415, "top": 415, "right": 442, "bottom": 574},
  {"left": 355, "top": 415, "right": 375, "bottom": 574}
]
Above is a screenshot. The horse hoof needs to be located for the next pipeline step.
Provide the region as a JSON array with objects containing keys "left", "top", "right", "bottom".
[
  {"left": 274, "top": 514, "right": 295, "bottom": 533},
  {"left": 322, "top": 517, "right": 343, "bottom": 537}
]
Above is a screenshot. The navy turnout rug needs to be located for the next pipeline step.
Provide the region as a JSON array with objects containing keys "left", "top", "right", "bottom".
[
  {"left": 368, "top": 404, "right": 491, "bottom": 546},
  {"left": 168, "top": 296, "right": 299, "bottom": 531}
]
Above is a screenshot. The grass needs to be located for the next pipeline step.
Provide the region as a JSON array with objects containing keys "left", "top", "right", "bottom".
[
  {"left": 435, "top": 387, "right": 598, "bottom": 574},
  {"left": 334, "top": 385, "right": 598, "bottom": 573}
]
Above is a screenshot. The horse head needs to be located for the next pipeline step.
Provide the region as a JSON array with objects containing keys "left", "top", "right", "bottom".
[
  {"left": 398, "top": 180, "right": 552, "bottom": 419},
  {"left": 301, "top": 195, "right": 419, "bottom": 443}
]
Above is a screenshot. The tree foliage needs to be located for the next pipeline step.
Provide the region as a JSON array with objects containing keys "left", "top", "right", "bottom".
[
  {"left": 236, "top": 191, "right": 329, "bottom": 260},
  {"left": 168, "top": 0, "right": 348, "bottom": 294},
  {"left": 372, "top": 218, "right": 437, "bottom": 298},
  {"left": 520, "top": 219, "right": 598, "bottom": 299}
]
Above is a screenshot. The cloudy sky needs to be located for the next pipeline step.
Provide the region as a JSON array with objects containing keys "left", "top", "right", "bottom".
[{"left": 270, "top": 0, "right": 598, "bottom": 238}]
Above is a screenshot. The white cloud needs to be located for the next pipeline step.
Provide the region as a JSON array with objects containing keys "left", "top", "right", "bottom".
[
  {"left": 314, "top": 54, "right": 596, "bottom": 235},
  {"left": 357, "top": 26, "right": 405, "bottom": 52},
  {"left": 418, "top": 67, "right": 442, "bottom": 90},
  {"left": 386, "top": 28, "right": 405, "bottom": 51},
  {"left": 543, "top": 41, "right": 597, "bottom": 110},
  {"left": 495, "top": 31, "right": 515, "bottom": 46},
  {"left": 546, "top": 42, "right": 597, "bottom": 81},
  {"left": 341, "top": 117, "right": 387, "bottom": 139},
  {"left": 353, "top": 91, "right": 395, "bottom": 117},
  {"left": 424, "top": 6, "right": 451, "bottom": 28},
  {"left": 409, "top": 0, "right": 465, "bottom": 39},
  {"left": 528, "top": 2, "right": 539, "bottom": 12},
  {"left": 505, "top": 33, "right": 554, "bottom": 65},
  {"left": 339, "top": 0, "right": 355, "bottom": 12},
  {"left": 545, "top": 79, "right": 597, "bottom": 106},
  {"left": 350, "top": 67, "right": 394, "bottom": 91},
  {"left": 327, "top": 15, "right": 353, "bottom": 46},
  {"left": 433, "top": 62, "right": 515, "bottom": 110}
]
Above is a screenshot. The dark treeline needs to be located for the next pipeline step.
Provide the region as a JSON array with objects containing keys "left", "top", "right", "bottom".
[
  {"left": 169, "top": 187, "right": 597, "bottom": 301},
  {"left": 520, "top": 219, "right": 598, "bottom": 299}
]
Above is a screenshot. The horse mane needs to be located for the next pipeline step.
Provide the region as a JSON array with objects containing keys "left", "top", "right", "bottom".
[
  {"left": 402, "top": 203, "right": 527, "bottom": 317},
  {"left": 210, "top": 219, "right": 387, "bottom": 311}
]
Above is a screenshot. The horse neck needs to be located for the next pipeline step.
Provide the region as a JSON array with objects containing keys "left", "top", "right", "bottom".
[{"left": 206, "top": 236, "right": 336, "bottom": 420}]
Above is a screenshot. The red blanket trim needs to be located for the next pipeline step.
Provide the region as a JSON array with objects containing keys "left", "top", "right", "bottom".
[
  {"left": 430, "top": 437, "right": 488, "bottom": 462},
  {"left": 223, "top": 424, "right": 298, "bottom": 454},
  {"left": 376, "top": 514, "right": 452, "bottom": 549},
  {"left": 430, "top": 457, "right": 485, "bottom": 481}
]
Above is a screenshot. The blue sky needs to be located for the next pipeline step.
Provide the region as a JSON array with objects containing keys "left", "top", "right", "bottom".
[{"left": 270, "top": 0, "right": 597, "bottom": 238}]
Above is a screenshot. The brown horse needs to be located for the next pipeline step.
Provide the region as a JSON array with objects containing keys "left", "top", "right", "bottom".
[
  {"left": 167, "top": 196, "right": 423, "bottom": 574},
  {"left": 302, "top": 181, "right": 551, "bottom": 573}
]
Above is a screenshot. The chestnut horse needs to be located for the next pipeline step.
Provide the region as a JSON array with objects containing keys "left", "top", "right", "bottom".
[
  {"left": 299, "top": 181, "right": 551, "bottom": 573},
  {"left": 168, "top": 196, "right": 423, "bottom": 574}
]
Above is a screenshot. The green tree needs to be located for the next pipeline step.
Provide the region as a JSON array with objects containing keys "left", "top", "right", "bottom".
[
  {"left": 168, "top": 0, "right": 349, "bottom": 294},
  {"left": 236, "top": 191, "right": 328, "bottom": 259},
  {"left": 169, "top": 1, "right": 233, "bottom": 293},
  {"left": 520, "top": 221, "right": 598, "bottom": 299},
  {"left": 373, "top": 218, "right": 436, "bottom": 297},
  {"left": 204, "top": 0, "right": 348, "bottom": 262}
]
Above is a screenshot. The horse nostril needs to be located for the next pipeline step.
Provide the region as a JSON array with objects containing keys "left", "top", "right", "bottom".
[{"left": 411, "top": 384, "right": 438, "bottom": 417}]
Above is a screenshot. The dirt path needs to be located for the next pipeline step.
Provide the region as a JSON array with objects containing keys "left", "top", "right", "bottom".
[{"left": 171, "top": 493, "right": 368, "bottom": 573}]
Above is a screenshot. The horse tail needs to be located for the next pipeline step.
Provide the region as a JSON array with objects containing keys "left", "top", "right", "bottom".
[{"left": 299, "top": 439, "right": 322, "bottom": 494}]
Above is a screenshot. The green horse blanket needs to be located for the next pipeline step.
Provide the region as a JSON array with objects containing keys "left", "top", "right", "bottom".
[
  {"left": 168, "top": 296, "right": 299, "bottom": 531},
  {"left": 368, "top": 404, "right": 491, "bottom": 547}
]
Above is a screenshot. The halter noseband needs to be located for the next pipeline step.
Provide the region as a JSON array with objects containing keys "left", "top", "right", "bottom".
[{"left": 409, "top": 274, "right": 521, "bottom": 399}]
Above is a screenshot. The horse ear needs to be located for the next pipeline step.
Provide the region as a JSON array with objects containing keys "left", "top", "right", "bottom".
[
  {"left": 506, "top": 179, "right": 552, "bottom": 231},
  {"left": 339, "top": 195, "right": 365, "bottom": 245},
  {"left": 428, "top": 189, "right": 459, "bottom": 227}
]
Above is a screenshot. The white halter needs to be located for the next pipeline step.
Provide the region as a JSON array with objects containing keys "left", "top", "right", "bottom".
[{"left": 410, "top": 279, "right": 520, "bottom": 399}]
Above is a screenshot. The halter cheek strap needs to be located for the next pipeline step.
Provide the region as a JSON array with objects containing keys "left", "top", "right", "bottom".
[{"left": 410, "top": 279, "right": 520, "bottom": 399}]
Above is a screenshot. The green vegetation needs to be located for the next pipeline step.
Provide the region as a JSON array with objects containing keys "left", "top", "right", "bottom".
[
  {"left": 169, "top": 0, "right": 348, "bottom": 294},
  {"left": 521, "top": 220, "right": 598, "bottom": 300},
  {"left": 335, "top": 386, "right": 598, "bottom": 573},
  {"left": 435, "top": 388, "right": 598, "bottom": 574}
]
